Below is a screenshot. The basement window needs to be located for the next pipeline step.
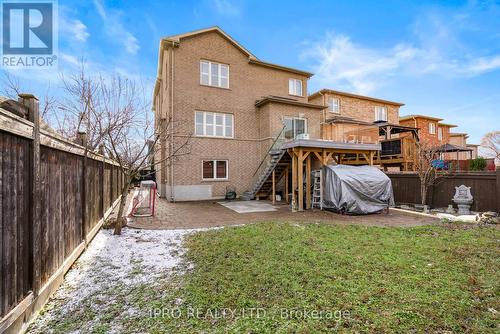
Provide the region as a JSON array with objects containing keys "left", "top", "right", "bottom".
[{"left": 202, "top": 160, "right": 228, "bottom": 180}]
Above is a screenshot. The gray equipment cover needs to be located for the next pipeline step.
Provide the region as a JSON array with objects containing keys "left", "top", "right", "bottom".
[{"left": 322, "top": 165, "right": 394, "bottom": 214}]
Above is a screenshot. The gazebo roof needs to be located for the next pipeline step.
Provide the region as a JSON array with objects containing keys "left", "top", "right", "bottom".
[
  {"left": 374, "top": 122, "right": 419, "bottom": 135},
  {"left": 436, "top": 143, "right": 473, "bottom": 152}
]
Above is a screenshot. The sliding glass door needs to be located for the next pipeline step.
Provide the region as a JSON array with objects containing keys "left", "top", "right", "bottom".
[{"left": 284, "top": 117, "right": 307, "bottom": 140}]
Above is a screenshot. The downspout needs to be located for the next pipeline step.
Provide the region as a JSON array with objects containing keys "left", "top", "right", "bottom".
[
  {"left": 170, "top": 41, "right": 175, "bottom": 202},
  {"left": 412, "top": 116, "right": 417, "bottom": 130},
  {"left": 319, "top": 91, "right": 325, "bottom": 138}
]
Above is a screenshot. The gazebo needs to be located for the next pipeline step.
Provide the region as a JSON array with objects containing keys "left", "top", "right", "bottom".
[{"left": 436, "top": 143, "right": 473, "bottom": 171}]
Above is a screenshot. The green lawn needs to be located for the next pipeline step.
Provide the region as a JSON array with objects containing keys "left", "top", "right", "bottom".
[{"left": 137, "top": 222, "right": 499, "bottom": 333}]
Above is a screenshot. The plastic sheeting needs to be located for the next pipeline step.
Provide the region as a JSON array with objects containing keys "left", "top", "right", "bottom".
[{"left": 322, "top": 165, "right": 394, "bottom": 214}]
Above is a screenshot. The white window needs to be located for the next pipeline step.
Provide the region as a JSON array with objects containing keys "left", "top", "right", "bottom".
[
  {"left": 200, "top": 60, "right": 229, "bottom": 88},
  {"left": 328, "top": 97, "right": 340, "bottom": 113},
  {"left": 374, "top": 106, "right": 388, "bottom": 121},
  {"left": 438, "top": 127, "right": 443, "bottom": 141},
  {"left": 429, "top": 123, "right": 436, "bottom": 134},
  {"left": 202, "top": 160, "right": 228, "bottom": 180},
  {"left": 288, "top": 79, "right": 303, "bottom": 96},
  {"left": 283, "top": 117, "right": 307, "bottom": 140},
  {"left": 195, "top": 111, "right": 233, "bottom": 138}
]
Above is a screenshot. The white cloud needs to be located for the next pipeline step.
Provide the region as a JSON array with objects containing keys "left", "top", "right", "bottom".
[
  {"left": 63, "top": 19, "right": 89, "bottom": 42},
  {"left": 304, "top": 32, "right": 500, "bottom": 95},
  {"left": 465, "top": 56, "right": 500, "bottom": 74},
  {"left": 302, "top": 33, "right": 420, "bottom": 94},
  {"left": 303, "top": 2, "right": 500, "bottom": 95},
  {"left": 59, "top": 7, "right": 89, "bottom": 43},
  {"left": 60, "top": 53, "right": 81, "bottom": 67},
  {"left": 93, "top": 0, "right": 140, "bottom": 55},
  {"left": 212, "top": 0, "right": 241, "bottom": 16}
]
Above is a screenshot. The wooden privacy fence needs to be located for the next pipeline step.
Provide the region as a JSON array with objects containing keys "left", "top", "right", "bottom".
[
  {"left": 0, "top": 95, "right": 124, "bottom": 333},
  {"left": 387, "top": 170, "right": 500, "bottom": 212}
]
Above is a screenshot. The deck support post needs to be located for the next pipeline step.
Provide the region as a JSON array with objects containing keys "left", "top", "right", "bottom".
[
  {"left": 298, "top": 149, "right": 304, "bottom": 212},
  {"left": 284, "top": 168, "right": 289, "bottom": 203},
  {"left": 306, "top": 154, "right": 311, "bottom": 209},
  {"left": 272, "top": 169, "right": 276, "bottom": 205},
  {"left": 291, "top": 150, "right": 297, "bottom": 211}
]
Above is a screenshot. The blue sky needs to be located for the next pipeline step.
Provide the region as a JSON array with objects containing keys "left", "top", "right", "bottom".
[{"left": 5, "top": 0, "right": 500, "bottom": 144}]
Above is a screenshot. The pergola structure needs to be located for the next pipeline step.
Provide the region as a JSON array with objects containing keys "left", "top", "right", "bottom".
[
  {"left": 375, "top": 121, "right": 419, "bottom": 140},
  {"left": 436, "top": 143, "right": 473, "bottom": 171},
  {"left": 280, "top": 139, "right": 381, "bottom": 211},
  {"left": 340, "top": 122, "right": 420, "bottom": 171}
]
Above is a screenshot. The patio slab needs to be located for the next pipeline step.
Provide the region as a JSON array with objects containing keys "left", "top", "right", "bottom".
[{"left": 219, "top": 200, "right": 277, "bottom": 213}]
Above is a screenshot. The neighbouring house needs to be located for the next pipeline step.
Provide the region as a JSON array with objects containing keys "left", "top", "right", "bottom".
[
  {"left": 446, "top": 133, "right": 478, "bottom": 160},
  {"left": 399, "top": 115, "right": 451, "bottom": 147},
  {"left": 399, "top": 114, "right": 481, "bottom": 170},
  {"left": 309, "top": 89, "right": 420, "bottom": 171},
  {"left": 152, "top": 27, "right": 388, "bottom": 207}
]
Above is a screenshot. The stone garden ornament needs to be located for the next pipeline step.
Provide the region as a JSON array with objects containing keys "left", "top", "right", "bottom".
[{"left": 452, "top": 185, "right": 473, "bottom": 215}]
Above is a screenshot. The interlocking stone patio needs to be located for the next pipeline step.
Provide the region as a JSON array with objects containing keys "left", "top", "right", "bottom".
[{"left": 127, "top": 197, "right": 438, "bottom": 230}]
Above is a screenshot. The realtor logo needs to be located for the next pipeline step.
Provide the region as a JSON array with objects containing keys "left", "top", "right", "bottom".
[{"left": 1, "top": 0, "right": 58, "bottom": 68}]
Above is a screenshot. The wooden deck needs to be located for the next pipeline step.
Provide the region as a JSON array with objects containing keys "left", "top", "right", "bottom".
[
  {"left": 280, "top": 139, "right": 381, "bottom": 211},
  {"left": 341, "top": 137, "right": 417, "bottom": 171}
]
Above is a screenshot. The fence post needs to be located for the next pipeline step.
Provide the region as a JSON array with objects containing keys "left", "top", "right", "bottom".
[
  {"left": 78, "top": 132, "right": 88, "bottom": 241},
  {"left": 99, "top": 145, "right": 105, "bottom": 218},
  {"left": 19, "top": 94, "right": 41, "bottom": 295}
]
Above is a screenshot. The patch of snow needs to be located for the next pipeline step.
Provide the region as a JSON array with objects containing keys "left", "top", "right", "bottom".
[
  {"left": 27, "top": 227, "right": 211, "bottom": 333},
  {"left": 436, "top": 213, "right": 479, "bottom": 223}
]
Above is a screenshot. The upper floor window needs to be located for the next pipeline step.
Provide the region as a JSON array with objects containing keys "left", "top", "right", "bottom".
[
  {"left": 200, "top": 60, "right": 229, "bottom": 88},
  {"left": 374, "top": 106, "right": 387, "bottom": 121},
  {"left": 438, "top": 127, "right": 443, "bottom": 141},
  {"left": 195, "top": 111, "right": 233, "bottom": 138},
  {"left": 429, "top": 122, "right": 436, "bottom": 135},
  {"left": 328, "top": 97, "right": 340, "bottom": 113},
  {"left": 288, "top": 79, "right": 303, "bottom": 96}
]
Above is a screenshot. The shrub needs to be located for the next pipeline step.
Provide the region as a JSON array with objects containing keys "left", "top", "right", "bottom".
[{"left": 469, "top": 157, "right": 487, "bottom": 171}]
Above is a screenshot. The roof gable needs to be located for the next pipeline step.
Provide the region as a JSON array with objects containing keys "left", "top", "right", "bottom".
[
  {"left": 163, "top": 26, "right": 257, "bottom": 59},
  {"left": 309, "top": 89, "right": 404, "bottom": 106}
]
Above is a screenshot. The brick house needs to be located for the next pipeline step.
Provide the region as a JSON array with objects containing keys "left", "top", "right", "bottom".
[
  {"left": 399, "top": 115, "right": 451, "bottom": 147},
  {"left": 152, "top": 27, "right": 382, "bottom": 206},
  {"left": 399, "top": 114, "right": 479, "bottom": 167}
]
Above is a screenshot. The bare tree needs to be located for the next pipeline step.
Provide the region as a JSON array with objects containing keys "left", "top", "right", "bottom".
[
  {"left": 414, "top": 142, "right": 446, "bottom": 206},
  {"left": 95, "top": 75, "right": 190, "bottom": 235},
  {"left": 1, "top": 70, "right": 57, "bottom": 122},
  {"left": 481, "top": 131, "right": 500, "bottom": 162},
  {"left": 1, "top": 70, "right": 21, "bottom": 97},
  {"left": 59, "top": 63, "right": 102, "bottom": 146}
]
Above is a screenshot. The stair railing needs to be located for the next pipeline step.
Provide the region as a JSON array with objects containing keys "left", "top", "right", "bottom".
[{"left": 250, "top": 125, "right": 287, "bottom": 192}]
